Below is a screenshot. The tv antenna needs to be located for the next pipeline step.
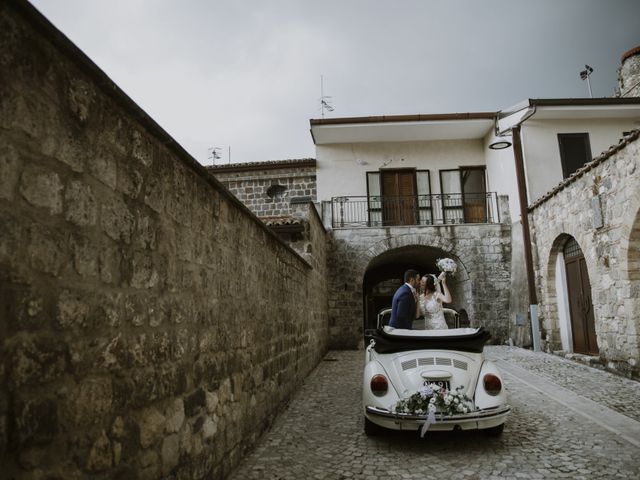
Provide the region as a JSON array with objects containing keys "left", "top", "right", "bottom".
[
  {"left": 319, "top": 74, "right": 334, "bottom": 118},
  {"left": 580, "top": 65, "right": 594, "bottom": 98},
  {"left": 207, "top": 147, "right": 222, "bottom": 164}
]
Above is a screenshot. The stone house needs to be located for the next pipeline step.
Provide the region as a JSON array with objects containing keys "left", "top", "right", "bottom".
[
  {"left": 208, "top": 159, "right": 318, "bottom": 255},
  {"left": 206, "top": 95, "right": 640, "bottom": 358},
  {"left": 310, "top": 113, "right": 513, "bottom": 348},
  {"left": 309, "top": 98, "right": 640, "bottom": 351},
  {"left": 208, "top": 158, "right": 316, "bottom": 219},
  {"left": 206, "top": 48, "right": 640, "bottom": 372},
  {"left": 528, "top": 129, "right": 640, "bottom": 378}
]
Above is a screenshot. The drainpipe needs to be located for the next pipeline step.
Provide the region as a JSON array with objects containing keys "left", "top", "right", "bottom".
[{"left": 511, "top": 125, "right": 541, "bottom": 352}]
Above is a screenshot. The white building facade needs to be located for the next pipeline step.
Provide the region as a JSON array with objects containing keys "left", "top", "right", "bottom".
[{"left": 310, "top": 96, "right": 640, "bottom": 376}]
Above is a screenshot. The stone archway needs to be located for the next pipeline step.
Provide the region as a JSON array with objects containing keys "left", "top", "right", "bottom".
[
  {"left": 621, "top": 205, "right": 640, "bottom": 366},
  {"left": 362, "top": 245, "right": 471, "bottom": 336},
  {"left": 624, "top": 206, "right": 640, "bottom": 282},
  {"left": 327, "top": 227, "right": 511, "bottom": 349},
  {"left": 542, "top": 233, "right": 598, "bottom": 354},
  {"left": 544, "top": 234, "right": 573, "bottom": 352}
]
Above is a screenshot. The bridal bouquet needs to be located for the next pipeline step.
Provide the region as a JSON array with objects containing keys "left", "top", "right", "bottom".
[{"left": 436, "top": 257, "right": 457, "bottom": 277}]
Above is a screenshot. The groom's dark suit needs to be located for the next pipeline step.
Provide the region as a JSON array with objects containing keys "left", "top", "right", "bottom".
[{"left": 389, "top": 283, "right": 416, "bottom": 329}]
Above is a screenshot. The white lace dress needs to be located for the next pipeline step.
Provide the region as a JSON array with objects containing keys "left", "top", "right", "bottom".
[{"left": 420, "top": 293, "right": 448, "bottom": 330}]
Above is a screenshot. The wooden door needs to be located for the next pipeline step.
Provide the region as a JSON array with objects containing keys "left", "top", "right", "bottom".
[
  {"left": 564, "top": 238, "right": 598, "bottom": 355},
  {"left": 381, "top": 170, "right": 417, "bottom": 226}
]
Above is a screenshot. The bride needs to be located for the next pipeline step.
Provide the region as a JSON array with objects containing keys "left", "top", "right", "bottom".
[{"left": 418, "top": 272, "right": 452, "bottom": 329}]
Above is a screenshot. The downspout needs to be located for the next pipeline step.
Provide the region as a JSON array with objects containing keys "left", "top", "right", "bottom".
[
  {"left": 493, "top": 103, "right": 541, "bottom": 351},
  {"left": 511, "top": 124, "right": 541, "bottom": 352}
]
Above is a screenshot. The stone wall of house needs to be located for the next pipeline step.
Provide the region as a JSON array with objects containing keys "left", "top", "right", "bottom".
[
  {"left": 0, "top": 3, "right": 328, "bottom": 479},
  {"left": 619, "top": 46, "right": 640, "bottom": 98},
  {"left": 209, "top": 161, "right": 317, "bottom": 218},
  {"left": 529, "top": 130, "right": 640, "bottom": 378},
  {"left": 326, "top": 202, "right": 512, "bottom": 348}
]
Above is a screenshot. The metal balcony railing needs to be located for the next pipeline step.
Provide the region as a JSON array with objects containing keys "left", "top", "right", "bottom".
[{"left": 330, "top": 193, "right": 500, "bottom": 228}]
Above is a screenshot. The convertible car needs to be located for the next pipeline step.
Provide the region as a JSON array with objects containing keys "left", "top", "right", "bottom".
[{"left": 363, "top": 309, "right": 510, "bottom": 436}]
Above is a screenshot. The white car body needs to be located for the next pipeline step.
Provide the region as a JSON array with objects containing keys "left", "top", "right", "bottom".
[{"left": 363, "top": 314, "right": 510, "bottom": 436}]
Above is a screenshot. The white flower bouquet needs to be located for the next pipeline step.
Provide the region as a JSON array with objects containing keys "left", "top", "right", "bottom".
[
  {"left": 436, "top": 257, "right": 457, "bottom": 277},
  {"left": 394, "top": 384, "right": 473, "bottom": 417}
]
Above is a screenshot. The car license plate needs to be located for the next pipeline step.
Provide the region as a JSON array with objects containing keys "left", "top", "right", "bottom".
[{"left": 423, "top": 380, "right": 450, "bottom": 390}]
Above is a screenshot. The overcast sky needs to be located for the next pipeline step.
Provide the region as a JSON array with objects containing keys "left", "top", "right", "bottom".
[{"left": 31, "top": 0, "right": 640, "bottom": 165}]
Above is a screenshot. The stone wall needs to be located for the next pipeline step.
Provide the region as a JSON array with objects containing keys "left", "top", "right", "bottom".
[
  {"left": 327, "top": 208, "right": 512, "bottom": 349},
  {"left": 0, "top": 2, "right": 328, "bottom": 479},
  {"left": 619, "top": 46, "right": 640, "bottom": 98},
  {"left": 529, "top": 130, "right": 640, "bottom": 378},
  {"left": 209, "top": 160, "right": 317, "bottom": 218}
]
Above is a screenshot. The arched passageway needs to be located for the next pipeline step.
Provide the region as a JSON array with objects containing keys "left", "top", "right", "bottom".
[{"left": 362, "top": 245, "right": 471, "bottom": 335}]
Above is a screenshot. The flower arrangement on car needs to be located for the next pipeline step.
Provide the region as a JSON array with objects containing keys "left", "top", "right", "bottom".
[
  {"left": 394, "top": 383, "right": 473, "bottom": 417},
  {"left": 436, "top": 257, "right": 457, "bottom": 277},
  {"left": 394, "top": 383, "right": 474, "bottom": 436}
]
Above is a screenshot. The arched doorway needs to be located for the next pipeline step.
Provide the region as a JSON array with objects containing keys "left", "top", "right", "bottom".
[
  {"left": 362, "top": 245, "right": 469, "bottom": 339},
  {"left": 563, "top": 237, "right": 598, "bottom": 355}
]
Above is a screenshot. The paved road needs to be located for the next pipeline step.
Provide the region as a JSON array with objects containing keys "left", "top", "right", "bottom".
[{"left": 228, "top": 347, "right": 640, "bottom": 480}]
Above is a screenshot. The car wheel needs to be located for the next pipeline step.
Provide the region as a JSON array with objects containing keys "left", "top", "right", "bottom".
[
  {"left": 482, "top": 424, "right": 504, "bottom": 436},
  {"left": 364, "top": 417, "right": 383, "bottom": 436}
]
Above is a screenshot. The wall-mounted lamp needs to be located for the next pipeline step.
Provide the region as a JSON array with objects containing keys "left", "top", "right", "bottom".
[
  {"left": 356, "top": 158, "right": 368, "bottom": 166},
  {"left": 488, "top": 140, "right": 512, "bottom": 150}
]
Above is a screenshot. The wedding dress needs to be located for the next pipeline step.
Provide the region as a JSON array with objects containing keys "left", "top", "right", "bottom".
[{"left": 420, "top": 293, "right": 448, "bottom": 330}]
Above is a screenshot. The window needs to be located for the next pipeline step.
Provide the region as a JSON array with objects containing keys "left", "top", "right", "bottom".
[
  {"left": 266, "top": 184, "right": 287, "bottom": 198},
  {"left": 416, "top": 171, "right": 432, "bottom": 224},
  {"left": 439, "top": 167, "right": 487, "bottom": 224},
  {"left": 439, "top": 170, "right": 463, "bottom": 224},
  {"left": 558, "top": 133, "right": 592, "bottom": 178}
]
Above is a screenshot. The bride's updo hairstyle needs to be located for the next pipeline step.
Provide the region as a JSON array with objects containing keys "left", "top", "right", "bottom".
[{"left": 424, "top": 274, "right": 438, "bottom": 293}]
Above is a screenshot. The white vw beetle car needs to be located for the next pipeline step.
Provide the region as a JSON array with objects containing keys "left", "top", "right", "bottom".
[{"left": 363, "top": 309, "right": 510, "bottom": 436}]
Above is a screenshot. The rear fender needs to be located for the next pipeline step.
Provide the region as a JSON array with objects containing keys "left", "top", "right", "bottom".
[
  {"left": 474, "top": 360, "right": 508, "bottom": 409},
  {"left": 363, "top": 360, "right": 401, "bottom": 409}
]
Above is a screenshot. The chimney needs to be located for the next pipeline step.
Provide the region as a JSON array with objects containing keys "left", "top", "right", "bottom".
[{"left": 618, "top": 46, "right": 640, "bottom": 97}]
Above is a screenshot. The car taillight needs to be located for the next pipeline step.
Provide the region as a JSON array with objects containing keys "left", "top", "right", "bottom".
[
  {"left": 370, "top": 374, "right": 388, "bottom": 396},
  {"left": 483, "top": 373, "right": 502, "bottom": 396}
]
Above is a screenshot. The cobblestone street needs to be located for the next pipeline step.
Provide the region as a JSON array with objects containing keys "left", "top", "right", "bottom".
[{"left": 228, "top": 347, "right": 640, "bottom": 480}]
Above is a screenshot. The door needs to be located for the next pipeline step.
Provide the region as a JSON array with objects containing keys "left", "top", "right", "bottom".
[
  {"left": 564, "top": 238, "right": 598, "bottom": 355},
  {"left": 381, "top": 170, "right": 417, "bottom": 226},
  {"left": 461, "top": 167, "right": 487, "bottom": 223}
]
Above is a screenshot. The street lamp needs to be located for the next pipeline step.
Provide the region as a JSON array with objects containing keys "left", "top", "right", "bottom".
[
  {"left": 488, "top": 140, "right": 512, "bottom": 150},
  {"left": 580, "top": 65, "right": 594, "bottom": 98}
]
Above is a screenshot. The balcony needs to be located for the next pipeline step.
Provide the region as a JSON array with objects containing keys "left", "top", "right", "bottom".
[{"left": 330, "top": 193, "right": 500, "bottom": 229}]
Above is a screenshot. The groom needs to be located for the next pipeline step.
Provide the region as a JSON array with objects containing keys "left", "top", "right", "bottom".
[{"left": 389, "top": 269, "right": 421, "bottom": 329}]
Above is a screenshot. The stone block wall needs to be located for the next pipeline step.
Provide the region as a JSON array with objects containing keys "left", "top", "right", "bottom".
[
  {"left": 0, "top": 2, "right": 328, "bottom": 478},
  {"left": 619, "top": 46, "right": 640, "bottom": 98},
  {"left": 209, "top": 160, "right": 317, "bottom": 218},
  {"left": 529, "top": 131, "right": 640, "bottom": 378}
]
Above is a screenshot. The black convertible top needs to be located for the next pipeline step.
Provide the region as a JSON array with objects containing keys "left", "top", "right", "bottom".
[{"left": 364, "top": 327, "right": 492, "bottom": 354}]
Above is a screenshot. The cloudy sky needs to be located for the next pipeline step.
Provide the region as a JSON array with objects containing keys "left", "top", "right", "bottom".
[{"left": 31, "top": 0, "right": 640, "bottom": 165}]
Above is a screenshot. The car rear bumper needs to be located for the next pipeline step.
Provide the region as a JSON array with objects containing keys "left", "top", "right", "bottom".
[{"left": 365, "top": 404, "right": 511, "bottom": 431}]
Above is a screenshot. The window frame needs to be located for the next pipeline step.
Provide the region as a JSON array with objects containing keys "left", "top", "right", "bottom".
[
  {"left": 438, "top": 169, "right": 463, "bottom": 224},
  {"left": 557, "top": 132, "right": 592, "bottom": 179},
  {"left": 438, "top": 167, "right": 487, "bottom": 224}
]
